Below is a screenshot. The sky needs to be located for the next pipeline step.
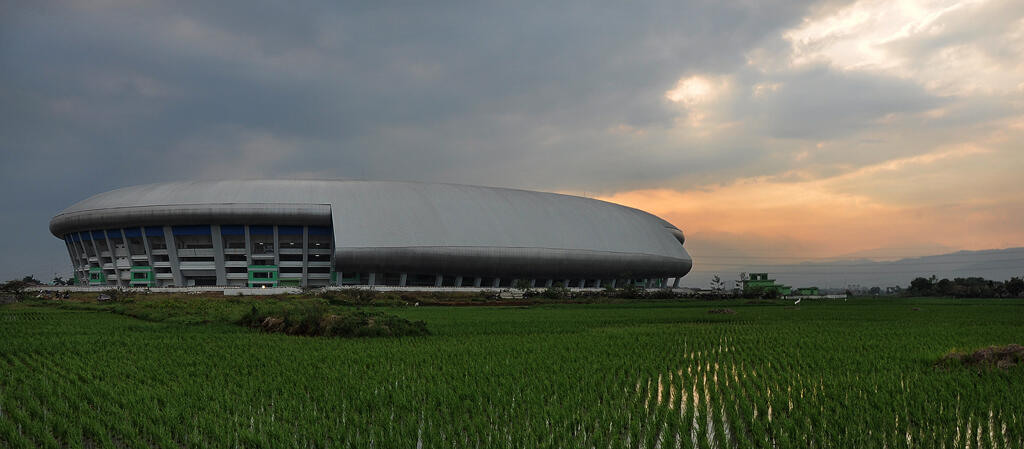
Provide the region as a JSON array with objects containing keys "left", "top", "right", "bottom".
[{"left": 1, "top": 0, "right": 1022, "bottom": 283}]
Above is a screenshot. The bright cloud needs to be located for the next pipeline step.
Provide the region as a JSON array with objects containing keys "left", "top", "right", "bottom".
[
  {"left": 3, "top": 0, "right": 1023, "bottom": 281},
  {"left": 666, "top": 75, "right": 720, "bottom": 105},
  {"left": 664, "top": 75, "right": 733, "bottom": 130},
  {"left": 781, "top": 0, "right": 1024, "bottom": 95}
]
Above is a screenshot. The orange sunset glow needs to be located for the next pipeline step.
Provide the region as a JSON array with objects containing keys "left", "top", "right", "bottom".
[
  {"left": 598, "top": 141, "right": 1024, "bottom": 261},
  {"left": 2, "top": 0, "right": 1022, "bottom": 283}
]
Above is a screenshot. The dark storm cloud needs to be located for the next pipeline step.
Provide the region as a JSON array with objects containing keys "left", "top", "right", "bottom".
[
  {"left": 4, "top": 0, "right": 1010, "bottom": 280},
  {"left": 1, "top": 0, "right": 823, "bottom": 279},
  {"left": 745, "top": 67, "right": 943, "bottom": 140}
]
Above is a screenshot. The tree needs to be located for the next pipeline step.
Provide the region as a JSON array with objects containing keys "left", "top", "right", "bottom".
[
  {"left": 710, "top": 275, "right": 724, "bottom": 294},
  {"left": 936, "top": 278, "right": 953, "bottom": 296},
  {"left": 908, "top": 277, "right": 934, "bottom": 295},
  {"left": 869, "top": 286, "right": 881, "bottom": 296},
  {"left": 21, "top": 275, "right": 41, "bottom": 286},
  {"left": 52, "top": 276, "right": 68, "bottom": 286},
  {"left": 734, "top": 272, "right": 748, "bottom": 295},
  {"left": 1006, "top": 277, "right": 1024, "bottom": 297},
  {"left": 1, "top": 280, "right": 30, "bottom": 296}
]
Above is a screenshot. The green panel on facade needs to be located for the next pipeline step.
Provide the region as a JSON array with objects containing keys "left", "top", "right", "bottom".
[
  {"left": 88, "top": 267, "right": 106, "bottom": 285},
  {"left": 129, "top": 266, "right": 156, "bottom": 287},
  {"left": 248, "top": 265, "right": 279, "bottom": 287}
]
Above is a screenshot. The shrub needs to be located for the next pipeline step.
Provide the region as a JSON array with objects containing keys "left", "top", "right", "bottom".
[
  {"left": 238, "top": 305, "right": 264, "bottom": 328},
  {"left": 342, "top": 288, "right": 378, "bottom": 305},
  {"left": 613, "top": 284, "right": 647, "bottom": 299},
  {"left": 541, "top": 284, "right": 571, "bottom": 300},
  {"left": 237, "top": 305, "right": 429, "bottom": 338},
  {"left": 512, "top": 279, "right": 533, "bottom": 291},
  {"left": 646, "top": 288, "right": 677, "bottom": 300},
  {"left": 1, "top": 280, "right": 32, "bottom": 302},
  {"left": 98, "top": 289, "right": 123, "bottom": 302},
  {"left": 319, "top": 290, "right": 346, "bottom": 305},
  {"left": 300, "top": 286, "right": 323, "bottom": 297}
]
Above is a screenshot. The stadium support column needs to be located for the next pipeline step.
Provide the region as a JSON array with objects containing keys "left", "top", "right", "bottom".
[
  {"left": 301, "top": 227, "right": 309, "bottom": 288},
  {"left": 119, "top": 229, "right": 136, "bottom": 285},
  {"left": 492, "top": 278, "right": 500, "bottom": 288},
  {"left": 71, "top": 234, "right": 87, "bottom": 278},
  {"left": 75, "top": 234, "right": 92, "bottom": 284},
  {"left": 88, "top": 234, "right": 103, "bottom": 273},
  {"left": 577, "top": 279, "right": 586, "bottom": 289},
  {"left": 610, "top": 279, "right": 617, "bottom": 288},
  {"left": 102, "top": 231, "right": 123, "bottom": 287},
  {"left": 435, "top": 275, "right": 443, "bottom": 287},
  {"left": 529, "top": 279, "right": 536, "bottom": 288},
  {"left": 545, "top": 279, "right": 553, "bottom": 288},
  {"left": 473, "top": 277, "right": 482, "bottom": 287},
  {"left": 81, "top": 236, "right": 95, "bottom": 283},
  {"left": 163, "top": 226, "right": 184, "bottom": 287},
  {"left": 62, "top": 240, "right": 78, "bottom": 282},
  {"left": 368, "top": 273, "right": 376, "bottom": 286},
  {"left": 673, "top": 277, "right": 680, "bottom": 288},
  {"left": 118, "top": 229, "right": 130, "bottom": 260},
  {"left": 211, "top": 225, "right": 227, "bottom": 286},
  {"left": 399, "top": 273, "right": 407, "bottom": 287},
  {"left": 329, "top": 227, "right": 337, "bottom": 287},
  {"left": 272, "top": 226, "right": 280, "bottom": 267},
  {"left": 454, "top": 276, "right": 463, "bottom": 287},
  {"left": 243, "top": 226, "right": 252, "bottom": 265},
  {"left": 140, "top": 228, "right": 155, "bottom": 272}
]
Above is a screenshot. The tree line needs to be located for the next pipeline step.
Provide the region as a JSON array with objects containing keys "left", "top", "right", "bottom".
[{"left": 906, "top": 275, "right": 1024, "bottom": 298}]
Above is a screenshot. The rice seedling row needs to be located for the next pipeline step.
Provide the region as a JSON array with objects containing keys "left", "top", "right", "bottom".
[{"left": 1, "top": 299, "right": 1022, "bottom": 448}]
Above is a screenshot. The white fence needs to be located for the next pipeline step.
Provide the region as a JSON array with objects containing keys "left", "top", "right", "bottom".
[{"left": 782, "top": 294, "right": 848, "bottom": 300}]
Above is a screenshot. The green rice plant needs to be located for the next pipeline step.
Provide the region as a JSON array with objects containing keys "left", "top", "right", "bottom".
[{"left": 2, "top": 298, "right": 1024, "bottom": 448}]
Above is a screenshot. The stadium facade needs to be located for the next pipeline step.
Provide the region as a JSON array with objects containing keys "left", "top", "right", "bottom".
[{"left": 49, "top": 180, "right": 692, "bottom": 289}]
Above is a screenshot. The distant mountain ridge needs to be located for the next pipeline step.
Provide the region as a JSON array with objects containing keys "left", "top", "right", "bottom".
[{"left": 683, "top": 247, "right": 1024, "bottom": 290}]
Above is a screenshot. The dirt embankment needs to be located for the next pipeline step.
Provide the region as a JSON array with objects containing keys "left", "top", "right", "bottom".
[{"left": 939, "top": 344, "right": 1024, "bottom": 370}]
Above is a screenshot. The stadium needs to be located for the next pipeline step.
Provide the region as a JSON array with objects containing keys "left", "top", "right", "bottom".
[{"left": 49, "top": 180, "right": 693, "bottom": 289}]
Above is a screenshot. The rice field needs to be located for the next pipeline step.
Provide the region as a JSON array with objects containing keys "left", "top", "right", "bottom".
[{"left": 1, "top": 298, "right": 1022, "bottom": 448}]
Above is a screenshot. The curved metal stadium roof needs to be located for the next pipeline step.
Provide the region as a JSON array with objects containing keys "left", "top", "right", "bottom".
[{"left": 51, "top": 180, "right": 692, "bottom": 278}]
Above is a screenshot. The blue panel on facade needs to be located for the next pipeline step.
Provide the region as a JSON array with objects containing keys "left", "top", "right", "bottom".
[
  {"left": 145, "top": 226, "right": 164, "bottom": 237},
  {"left": 278, "top": 226, "right": 302, "bottom": 235},
  {"left": 79, "top": 232, "right": 91, "bottom": 241},
  {"left": 221, "top": 225, "right": 245, "bottom": 235},
  {"left": 308, "top": 226, "right": 331, "bottom": 236},
  {"left": 250, "top": 225, "right": 273, "bottom": 235},
  {"left": 123, "top": 228, "right": 142, "bottom": 238},
  {"left": 91, "top": 230, "right": 106, "bottom": 240},
  {"left": 172, "top": 225, "right": 210, "bottom": 236},
  {"left": 106, "top": 229, "right": 122, "bottom": 237}
]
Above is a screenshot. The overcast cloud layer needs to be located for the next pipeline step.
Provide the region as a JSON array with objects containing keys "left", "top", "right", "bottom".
[{"left": 2, "top": 0, "right": 1022, "bottom": 283}]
